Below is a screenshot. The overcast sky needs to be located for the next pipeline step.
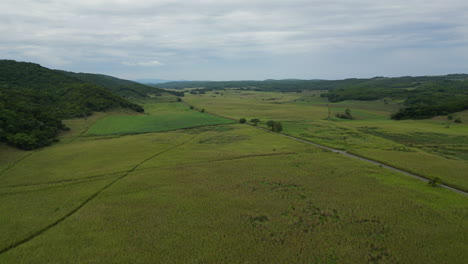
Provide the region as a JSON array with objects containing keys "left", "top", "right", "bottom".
[{"left": 1, "top": 0, "right": 468, "bottom": 81}]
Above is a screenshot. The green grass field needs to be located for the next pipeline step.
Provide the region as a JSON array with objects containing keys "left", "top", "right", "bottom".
[
  {"left": 184, "top": 90, "right": 468, "bottom": 191},
  {"left": 0, "top": 99, "right": 467, "bottom": 263},
  {"left": 85, "top": 103, "right": 234, "bottom": 136},
  {"left": 86, "top": 114, "right": 234, "bottom": 136}
]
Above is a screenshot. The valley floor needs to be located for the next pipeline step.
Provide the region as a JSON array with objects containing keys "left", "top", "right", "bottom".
[{"left": 0, "top": 101, "right": 467, "bottom": 263}]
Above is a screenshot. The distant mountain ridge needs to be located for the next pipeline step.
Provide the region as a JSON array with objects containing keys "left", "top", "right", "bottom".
[
  {"left": 134, "top": 78, "right": 181, "bottom": 84},
  {"left": 155, "top": 75, "right": 468, "bottom": 91}
]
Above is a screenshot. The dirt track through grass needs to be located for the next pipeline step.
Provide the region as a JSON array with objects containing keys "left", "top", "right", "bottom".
[
  {"left": 0, "top": 135, "right": 198, "bottom": 255},
  {"left": 1, "top": 121, "right": 466, "bottom": 263},
  {"left": 275, "top": 130, "right": 468, "bottom": 196},
  {"left": 194, "top": 104, "right": 468, "bottom": 196}
]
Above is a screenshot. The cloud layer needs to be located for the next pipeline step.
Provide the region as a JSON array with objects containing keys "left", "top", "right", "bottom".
[{"left": 1, "top": 0, "right": 467, "bottom": 80}]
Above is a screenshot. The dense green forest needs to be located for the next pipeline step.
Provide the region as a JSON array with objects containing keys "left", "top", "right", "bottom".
[
  {"left": 0, "top": 60, "right": 144, "bottom": 150},
  {"left": 390, "top": 81, "right": 468, "bottom": 119},
  {"left": 323, "top": 78, "right": 468, "bottom": 119},
  {"left": 156, "top": 75, "right": 468, "bottom": 119},
  {"left": 58, "top": 71, "right": 185, "bottom": 98}
]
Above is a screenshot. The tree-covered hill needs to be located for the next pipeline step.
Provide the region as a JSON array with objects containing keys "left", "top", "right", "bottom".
[
  {"left": 0, "top": 60, "right": 144, "bottom": 150},
  {"left": 58, "top": 71, "right": 169, "bottom": 98},
  {"left": 322, "top": 77, "right": 468, "bottom": 119}
]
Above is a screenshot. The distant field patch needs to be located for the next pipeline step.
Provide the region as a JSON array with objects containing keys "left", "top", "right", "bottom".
[{"left": 86, "top": 113, "right": 234, "bottom": 136}]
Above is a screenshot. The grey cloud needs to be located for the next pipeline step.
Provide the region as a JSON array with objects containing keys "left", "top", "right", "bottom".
[{"left": 1, "top": 0, "right": 467, "bottom": 79}]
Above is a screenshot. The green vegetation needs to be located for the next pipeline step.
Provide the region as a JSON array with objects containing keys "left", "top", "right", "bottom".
[
  {"left": 158, "top": 75, "right": 468, "bottom": 119},
  {"left": 59, "top": 71, "right": 184, "bottom": 98},
  {"left": 0, "top": 60, "right": 143, "bottom": 150},
  {"left": 157, "top": 75, "right": 468, "bottom": 93},
  {"left": 325, "top": 80, "right": 468, "bottom": 119},
  {"left": 0, "top": 114, "right": 466, "bottom": 262},
  {"left": 250, "top": 118, "right": 260, "bottom": 126},
  {"left": 428, "top": 177, "right": 442, "bottom": 187},
  {"left": 183, "top": 90, "right": 468, "bottom": 191},
  {"left": 1, "top": 74, "right": 467, "bottom": 263},
  {"left": 391, "top": 81, "right": 468, "bottom": 119},
  {"left": 266, "top": 120, "right": 283, "bottom": 132},
  {"left": 335, "top": 108, "right": 353, "bottom": 119},
  {"left": 86, "top": 105, "right": 234, "bottom": 136}
]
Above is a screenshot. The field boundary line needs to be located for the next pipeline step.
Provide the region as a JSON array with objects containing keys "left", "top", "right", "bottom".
[
  {"left": 0, "top": 152, "right": 33, "bottom": 178},
  {"left": 0, "top": 171, "right": 127, "bottom": 189},
  {"left": 68, "top": 112, "right": 111, "bottom": 142},
  {"left": 185, "top": 101, "right": 468, "bottom": 196},
  {"left": 133, "top": 152, "right": 298, "bottom": 172},
  {"left": 0, "top": 174, "right": 123, "bottom": 197},
  {"left": 0, "top": 136, "right": 197, "bottom": 256}
]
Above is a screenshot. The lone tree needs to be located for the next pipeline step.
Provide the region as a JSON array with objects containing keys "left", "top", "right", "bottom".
[
  {"left": 428, "top": 177, "right": 442, "bottom": 187},
  {"left": 250, "top": 118, "right": 260, "bottom": 126},
  {"left": 239, "top": 118, "right": 247, "bottom": 123},
  {"left": 335, "top": 108, "right": 353, "bottom": 119},
  {"left": 266, "top": 120, "right": 283, "bottom": 132}
]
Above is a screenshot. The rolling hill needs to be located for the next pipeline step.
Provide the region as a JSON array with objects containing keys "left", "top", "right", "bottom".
[
  {"left": 58, "top": 71, "right": 168, "bottom": 98},
  {"left": 0, "top": 60, "right": 144, "bottom": 150}
]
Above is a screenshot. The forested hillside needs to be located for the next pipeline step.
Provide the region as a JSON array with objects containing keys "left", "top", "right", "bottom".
[
  {"left": 323, "top": 78, "right": 468, "bottom": 119},
  {"left": 0, "top": 60, "right": 143, "bottom": 150},
  {"left": 59, "top": 71, "right": 167, "bottom": 98}
]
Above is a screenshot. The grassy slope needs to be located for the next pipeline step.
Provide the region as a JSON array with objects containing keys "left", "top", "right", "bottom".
[
  {"left": 183, "top": 90, "right": 468, "bottom": 191},
  {"left": 0, "top": 101, "right": 466, "bottom": 263}
]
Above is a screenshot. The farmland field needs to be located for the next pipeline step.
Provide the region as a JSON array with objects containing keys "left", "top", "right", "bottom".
[
  {"left": 184, "top": 90, "right": 468, "bottom": 191},
  {"left": 85, "top": 103, "right": 234, "bottom": 136},
  {"left": 0, "top": 100, "right": 467, "bottom": 263}
]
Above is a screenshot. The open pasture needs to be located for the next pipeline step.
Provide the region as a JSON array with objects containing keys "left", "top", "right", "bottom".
[
  {"left": 0, "top": 122, "right": 467, "bottom": 263},
  {"left": 183, "top": 90, "right": 468, "bottom": 190},
  {"left": 85, "top": 103, "right": 234, "bottom": 136}
]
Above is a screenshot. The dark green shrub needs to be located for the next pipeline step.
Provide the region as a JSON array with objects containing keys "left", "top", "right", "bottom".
[{"left": 428, "top": 177, "right": 442, "bottom": 187}]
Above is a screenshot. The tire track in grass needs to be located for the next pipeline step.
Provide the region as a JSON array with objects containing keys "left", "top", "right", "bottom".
[
  {"left": 0, "top": 174, "right": 121, "bottom": 197},
  {"left": 0, "top": 136, "right": 197, "bottom": 256},
  {"left": 134, "top": 151, "right": 298, "bottom": 173},
  {"left": 268, "top": 128, "right": 468, "bottom": 196},
  {"left": 0, "top": 171, "right": 128, "bottom": 189},
  {"left": 0, "top": 152, "right": 34, "bottom": 178}
]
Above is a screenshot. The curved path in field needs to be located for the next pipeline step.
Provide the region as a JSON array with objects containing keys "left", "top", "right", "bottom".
[{"left": 195, "top": 105, "right": 468, "bottom": 196}]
